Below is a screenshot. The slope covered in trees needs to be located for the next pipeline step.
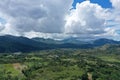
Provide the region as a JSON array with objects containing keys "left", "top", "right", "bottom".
[{"left": 0, "top": 46, "right": 120, "bottom": 80}]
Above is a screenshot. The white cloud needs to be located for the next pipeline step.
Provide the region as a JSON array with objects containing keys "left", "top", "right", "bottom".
[
  {"left": 0, "top": 23, "right": 5, "bottom": 31},
  {"left": 63, "top": 0, "right": 120, "bottom": 40},
  {"left": 0, "top": 0, "right": 73, "bottom": 33},
  {"left": 64, "top": 1, "right": 111, "bottom": 37},
  {"left": 24, "top": 31, "right": 76, "bottom": 40},
  {"left": 109, "top": 0, "right": 120, "bottom": 37},
  {"left": 0, "top": 0, "right": 120, "bottom": 40},
  {"left": 0, "top": 23, "right": 20, "bottom": 36},
  {"left": 110, "top": 0, "right": 120, "bottom": 10}
]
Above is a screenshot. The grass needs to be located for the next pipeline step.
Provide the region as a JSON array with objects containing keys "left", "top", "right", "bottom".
[
  {"left": 0, "top": 48, "right": 120, "bottom": 80},
  {"left": 98, "top": 54, "right": 120, "bottom": 63},
  {"left": 0, "top": 64, "right": 26, "bottom": 79}
]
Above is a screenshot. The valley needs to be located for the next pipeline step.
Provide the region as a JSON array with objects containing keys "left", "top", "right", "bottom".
[{"left": 0, "top": 47, "right": 120, "bottom": 80}]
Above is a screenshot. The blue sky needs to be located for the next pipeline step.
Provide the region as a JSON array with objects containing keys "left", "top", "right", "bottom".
[
  {"left": 73, "top": 0, "right": 112, "bottom": 8},
  {"left": 0, "top": 18, "right": 6, "bottom": 24}
]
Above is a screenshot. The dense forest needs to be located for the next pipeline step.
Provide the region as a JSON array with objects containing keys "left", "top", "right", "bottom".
[{"left": 0, "top": 45, "right": 120, "bottom": 80}]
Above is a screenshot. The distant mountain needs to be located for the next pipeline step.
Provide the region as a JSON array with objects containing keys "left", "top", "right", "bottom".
[
  {"left": 61, "top": 38, "right": 89, "bottom": 44},
  {"left": 32, "top": 37, "right": 120, "bottom": 50},
  {"left": 93, "top": 38, "right": 120, "bottom": 46},
  {"left": 32, "top": 37, "right": 120, "bottom": 45},
  {"left": 32, "top": 37, "right": 89, "bottom": 44},
  {"left": 0, "top": 35, "right": 120, "bottom": 53},
  {"left": 32, "top": 38, "right": 62, "bottom": 44},
  {"left": 0, "top": 35, "right": 51, "bottom": 53}
]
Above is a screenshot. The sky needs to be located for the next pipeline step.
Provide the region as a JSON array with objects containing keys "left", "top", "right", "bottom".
[
  {"left": 0, "top": 0, "right": 120, "bottom": 40},
  {"left": 72, "top": 0, "right": 112, "bottom": 8}
]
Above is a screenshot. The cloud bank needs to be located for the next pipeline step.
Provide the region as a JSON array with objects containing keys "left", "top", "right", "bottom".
[{"left": 0, "top": 0, "right": 120, "bottom": 40}]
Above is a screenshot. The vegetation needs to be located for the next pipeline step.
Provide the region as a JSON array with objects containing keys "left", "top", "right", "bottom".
[
  {"left": 0, "top": 46, "right": 120, "bottom": 80},
  {"left": 1, "top": 35, "right": 120, "bottom": 53}
]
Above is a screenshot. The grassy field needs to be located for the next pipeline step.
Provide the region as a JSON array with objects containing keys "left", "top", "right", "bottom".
[
  {"left": 0, "top": 48, "right": 120, "bottom": 80},
  {"left": 98, "top": 55, "right": 120, "bottom": 63},
  {"left": 0, "top": 63, "right": 25, "bottom": 80}
]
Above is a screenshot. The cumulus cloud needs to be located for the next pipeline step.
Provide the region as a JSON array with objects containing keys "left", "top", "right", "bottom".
[
  {"left": 0, "top": 0, "right": 72, "bottom": 33},
  {"left": 63, "top": 0, "right": 120, "bottom": 40},
  {"left": 64, "top": 1, "right": 112, "bottom": 38},
  {"left": 0, "top": 23, "right": 4, "bottom": 31},
  {"left": 110, "top": 0, "right": 120, "bottom": 10},
  {"left": 109, "top": 0, "right": 120, "bottom": 37},
  {"left": 24, "top": 31, "right": 72, "bottom": 40},
  {"left": 0, "top": 0, "right": 120, "bottom": 40}
]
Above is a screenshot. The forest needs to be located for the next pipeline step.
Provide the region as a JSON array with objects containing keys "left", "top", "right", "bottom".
[{"left": 0, "top": 45, "right": 120, "bottom": 80}]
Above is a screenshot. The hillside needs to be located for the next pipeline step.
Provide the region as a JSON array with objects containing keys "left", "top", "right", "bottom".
[
  {"left": 0, "top": 35, "right": 51, "bottom": 53},
  {"left": 0, "top": 47, "right": 120, "bottom": 80},
  {"left": 0, "top": 35, "right": 120, "bottom": 53}
]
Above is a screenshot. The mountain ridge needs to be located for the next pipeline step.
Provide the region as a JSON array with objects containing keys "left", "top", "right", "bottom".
[{"left": 0, "top": 35, "right": 120, "bottom": 53}]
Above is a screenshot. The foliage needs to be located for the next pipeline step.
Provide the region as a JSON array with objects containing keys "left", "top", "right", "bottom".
[{"left": 0, "top": 48, "right": 120, "bottom": 80}]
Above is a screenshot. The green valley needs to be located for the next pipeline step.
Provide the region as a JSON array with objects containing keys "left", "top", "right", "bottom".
[{"left": 0, "top": 46, "right": 120, "bottom": 80}]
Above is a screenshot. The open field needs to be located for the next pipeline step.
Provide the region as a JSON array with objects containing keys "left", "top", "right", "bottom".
[{"left": 0, "top": 48, "right": 120, "bottom": 80}]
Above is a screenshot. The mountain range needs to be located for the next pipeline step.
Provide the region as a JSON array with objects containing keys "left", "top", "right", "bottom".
[{"left": 0, "top": 35, "right": 120, "bottom": 53}]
